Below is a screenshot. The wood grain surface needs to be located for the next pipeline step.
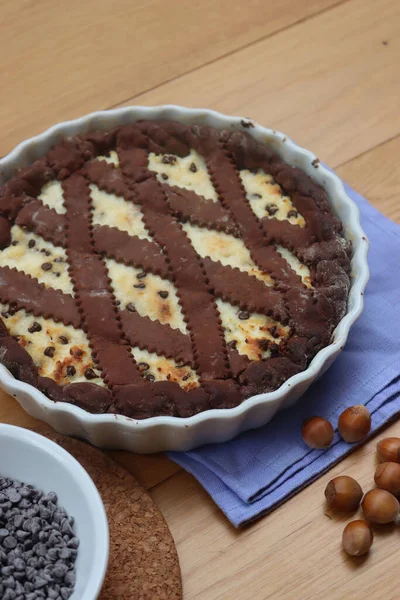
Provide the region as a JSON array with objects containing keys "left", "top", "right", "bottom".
[
  {"left": 1, "top": 0, "right": 399, "bottom": 598},
  {"left": 0, "top": 0, "right": 340, "bottom": 156}
]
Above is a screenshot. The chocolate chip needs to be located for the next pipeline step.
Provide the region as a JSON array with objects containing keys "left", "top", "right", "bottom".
[
  {"left": 266, "top": 204, "right": 278, "bottom": 216},
  {"left": 257, "top": 339, "right": 269, "bottom": 351},
  {"left": 59, "top": 336, "right": 69, "bottom": 345},
  {"left": 70, "top": 347, "right": 83, "bottom": 358},
  {"left": 157, "top": 290, "right": 169, "bottom": 299},
  {"left": 56, "top": 273, "right": 61, "bottom": 277},
  {"left": 66, "top": 366, "right": 76, "bottom": 377},
  {"left": 161, "top": 173, "right": 169, "bottom": 180},
  {"left": 115, "top": 300, "right": 121, "bottom": 306},
  {"left": 28, "top": 240, "right": 36, "bottom": 248},
  {"left": 44, "top": 347, "right": 55, "bottom": 358},
  {"left": 41, "top": 262, "right": 52, "bottom": 271},
  {"left": 126, "top": 303, "right": 136, "bottom": 312},
  {"left": 146, "top": 374, "right": 155, "bottom": 383},
  {"left": 54, "top": 257, "right": 64, "bottom": 263},
  {"left": 84, "top": 368, "right": 96, "bottom": 380},
  {"left": 182, "top": 373, "right": 191, "bottom": 381},
  {"left": 311, "top": 157, "right": 320, "bottom": 168},
  {"left": 28, "top": 322, "right": 42, "bottom": 334},
  {"left": 227, "top": 340, "right": 237, "bottom": 350},
  {"left": 287, "top": 209, "right": 298, "bottom": 218},
  {"left": 3, "top": 535, "right": 17, "bottom": 549},
  {"left": 269, "top": 326, "right": 280, "bottom": 338},
  {"left": 133, "top": 283, "right": 146, "bottom": 289},
  {"left": 12, "top": 240, "right": 18, "bottom": 246},
  {"left": 269, "top": 343, "right": 279, "bottom": 357},
  {"left": 241, "top": 119, "right": 254, "bottom": 128},
  {"left": 189, "top": 163, "right": 197, "bottom": 173},
  {"left": 8, "top": 305, "right": 17, "bottom": 316},
  {"left": 1, "top": 311, "right": 8, "bottom": 318},
  {"left": 238, "top": 311, "right": 250, "bottom": 320},
  {"left": 161, "top": 155, "right": 177, "bottom": 165},
  {"left": 137, "top": 272, "right": 147, "bottom": 279},
  {"left": 138, "top": 362, "right": 150, "bottom": 372},
  {"left": 252, "top": 193, "right": 262, "bottom": 199}
]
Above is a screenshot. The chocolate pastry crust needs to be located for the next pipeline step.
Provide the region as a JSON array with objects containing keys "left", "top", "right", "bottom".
[{"left": 0, "top": 120, "right": 351, "bottom": 419}]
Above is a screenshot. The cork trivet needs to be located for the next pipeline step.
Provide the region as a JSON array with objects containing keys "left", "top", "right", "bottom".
[{"left": 33, "top": 425, "right": 182, "bottom": 600}]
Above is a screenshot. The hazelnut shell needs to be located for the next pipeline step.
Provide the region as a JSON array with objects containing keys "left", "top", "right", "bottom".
[
  {"left": 374, "top": 462, "right": 400, "bottom": 496},
  {"left": 342, "top": 520, "right": 373, "bottom": 556},
  {"left": 302, "top": 417, "right": 334, "bottom": 449},
  {"left": 361, "top": 489, "right": 399, "bottom": 524},
  {"left": 338, "top": 405, "right": 371, "bottom": 443},
  {"left": 324, "top": 476, "right": 363, "bottom": 512},
  {"left": 377, "top": 438, "right": 400, "bottom": 463}
]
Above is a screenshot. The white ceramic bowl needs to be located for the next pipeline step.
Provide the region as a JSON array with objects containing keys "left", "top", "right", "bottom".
[
  {"left": 0, "top": 106, "right": 369, "bottom": 452},
  {"left": 0, "top": 424, "right": 109, "bottom": 599}
]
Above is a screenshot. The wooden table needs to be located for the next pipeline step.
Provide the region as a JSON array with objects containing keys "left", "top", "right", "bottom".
[{"left": 1, "top": 1, "right": 400, "bottom": 597}]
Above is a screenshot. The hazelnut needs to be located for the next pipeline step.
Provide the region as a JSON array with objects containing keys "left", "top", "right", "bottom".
[
  {"left": 342, "top": 520, "right": 373, "bottom": 556},
  {"left": 361, "top": 489, "right": 400, "bottom": 523},
  {"left": 374, "top": 462, "right": 400, "bottom": 496},
  {"left": 377, "top": 437, "right": 400, "bottom": 463},
  {"left": 338, "top": 405, "right": 371, "bottom": 443},
  {"left": 325, "top": 476, "right": 363, "bottom": 512},
  {"left": 302, "top": 417, "right": 334, "bottom": 449}
]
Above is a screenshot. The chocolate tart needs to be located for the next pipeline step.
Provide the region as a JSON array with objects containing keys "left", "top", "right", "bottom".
[{"left": 0, "top": 120, "right": 351, "bottom": 419}]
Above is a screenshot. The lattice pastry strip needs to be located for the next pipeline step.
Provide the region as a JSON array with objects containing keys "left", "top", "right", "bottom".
[{"left": 276, "top": 245, "right": 312, "bottom": 288}]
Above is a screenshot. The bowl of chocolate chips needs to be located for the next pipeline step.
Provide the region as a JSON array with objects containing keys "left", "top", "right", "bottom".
[{"left": 0, "top": 424, "right": 109, "bottom": 599}]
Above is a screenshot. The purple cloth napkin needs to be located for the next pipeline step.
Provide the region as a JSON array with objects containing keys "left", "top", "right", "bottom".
[{"left": 168, "top": 182, "right": 400, "bottom": 527}]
